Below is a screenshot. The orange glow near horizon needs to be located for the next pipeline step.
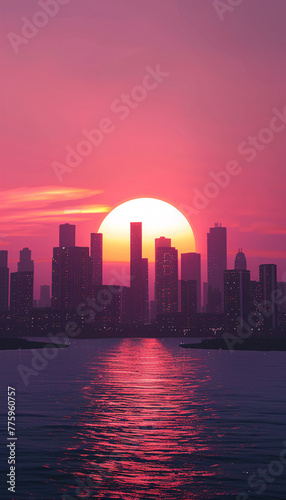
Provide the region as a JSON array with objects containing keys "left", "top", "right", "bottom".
[{"left": 98, "top": 198, "right": 196, "bottom": 262}]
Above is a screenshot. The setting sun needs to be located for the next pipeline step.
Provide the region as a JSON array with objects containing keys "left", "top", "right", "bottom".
[{"left": 98, "top": 197, "right": 196, "bottom": 262}]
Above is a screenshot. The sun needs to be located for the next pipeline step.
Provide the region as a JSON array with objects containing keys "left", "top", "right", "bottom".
[{"left": 98, "top": 198, "right": 195, "bottom": 262}]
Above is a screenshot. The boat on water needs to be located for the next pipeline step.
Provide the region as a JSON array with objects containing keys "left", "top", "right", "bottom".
[{"left": 180, "top": 337, "right": 286, "bottom": 351}]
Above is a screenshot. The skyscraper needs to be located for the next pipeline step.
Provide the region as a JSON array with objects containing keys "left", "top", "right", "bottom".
[
  {"left": 181, "top": 252, "right": 201, "bottom": 312},
  {"left": 250, "top": 281, "right": 262, "bottom": 310},
  {"left": 10, "top": 272, "right": 33, "bottom": 316},
  {"left": 202, "top": 282, "right": 208, "bottom": 313},
  {"left": 90, "top": 233, "right": 103, "bottom": 286},
  {"left": 59, "top": 223, "right": 75, "bottom": 247},
  {"left": 0, "top": 250, "right": 8, "bottom": 268},
  {"left": 155, "top": 237, "right": 171, "bottom": 250},
  {"left": 155, "top": 238, "right": 178, "bottom": 316},
  {"left": 207, "top": 223, "right": 227, "bottom": 313},
  {"left": 52, "top": 246, "right": 90, "bottom": 310},
  {"left": 141, "top": 257, "right": 149, "bottom": 323},
  {"left": 259, "top": 264, "right": 278, "bottom": 332},
  {"left": 181, "top": 280, "right": 197, "bottom": 318},
  {"left": 234, "top": 249, "right": 247, "bottom": 271},
  {"left": 0, "top": 250, "right": 9, "bottom": 312},
  {"left": 38, "top": 285, "right": 51, "bottom": 308},
  {"left": 224, "top": 270, "right": 250, "bottom": 333},
  {"left": 277, "top": 282, "right": 286, "bottom": 313},
  {"left": 92, "top": 285, "right": 121, "bottom": 323},
  {"left": 18, "top": 248, "right": 34, "bottom": 272},
  {"left": 129, "top": 222, "right": 148, "bottom": 323}
]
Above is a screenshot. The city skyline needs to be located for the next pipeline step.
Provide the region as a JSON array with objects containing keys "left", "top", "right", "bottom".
[
  {"left": 1, "top": 196, "right": 285, "bottom": 296},
  {"left": 1, "top": 212, "right": 286, "bottom": 303},
  {"left": 1, "top": 216, "right": 285, "bottom": 328}
]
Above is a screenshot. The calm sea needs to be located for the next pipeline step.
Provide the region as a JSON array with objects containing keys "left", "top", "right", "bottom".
[{"left": 0, "top": 337, "right": 286, "bottom": 499}]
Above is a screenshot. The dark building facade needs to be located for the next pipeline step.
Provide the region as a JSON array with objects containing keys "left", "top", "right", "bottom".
[
  {"left": 129, "top": 223, "right": 148, "bottom": 323},
  {"left": 181, "top": 252, "right": 201, "bottom": 312},
  {"left": 155, "top": 239, "right": 178, "bottom": 316},
  {"left": 92, "top": 284, "right": 121, "bottom": 323},
  {"left": 38, "top": 285, "right": 51, "bottom": 308},
  {"left": 10, "top": 272, "right": 34, "bottom": 316},
  {"left": 90, "top": 233, "right": 103, "bottom": 286},
  {"left": 59, "top": 223, "right": 76, "bottom": 248},
  {"left": 277, "top": 282, "right": 286, "bottom": 313},
  {"left": 141, "top": 257, "right": 149, "bottom": 323},
  {"left": 224, "top": 270, "right": 250, "bottom": 333},
  {"left": 250, "top": 281, "right": 263, "bottom": 310},
  {"left": 259, "top": 264, "right": 278, "bottom": 332},
  {"left": 181, "top": 279, "right": 197, "bottom": 326},
  {"left": 202, "top": 282, "right": 208, "bottom": 313},
  {"left": 0, "top": 250, "right": 9, "bottom": 312},
  {"left": 52, "top": 246, "right": 90, "bottom": 311},
  {"left": 18, "top": 247, "right": 34, "bottom": 273},
  {"left": 207, "top": 223, "right": 227, "bottom": 313}
]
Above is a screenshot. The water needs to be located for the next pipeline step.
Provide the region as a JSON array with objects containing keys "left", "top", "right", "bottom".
[{"left": 0, "top": 337, "right": 286, "bottom": 499}]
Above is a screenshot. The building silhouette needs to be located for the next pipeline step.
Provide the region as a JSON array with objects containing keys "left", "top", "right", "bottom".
[
  {"left": 249, "top": 280, "right": 263, "bottom": 330},
  {"left": 59, "top": 223, "right": 75, "bottom": 248},
  {"left": 90, "top": 233, "right": 103, "bottom": 286},
  {"left": 121, "top": 286, "right": 132, "bottom": 324},
  {"left": 0, "top": 250, "right": 9, "bottom": 312},
  {"left": 38, "top": 285, "right": 51, "bottom": 308},
  {"left": 181, "top": 252, "right": 201, "bottom": 312},
  {"left": 277, "top": 282, "right": 286, "bottom": 313},
  {"left": 52, "top": 246, "right": 90, "bottom": 311},
  {"left": 259, "top": 264, "right": 278, "bottom": 332},
  {"left": 207, "top": 223, "right": 227, "bottom": 313},
  {"left": 10, "top": 272, "right": 33, "bottom": 316},
  {"left": 155, "top": 237, "right": 171, "bottom": 250},
  {"left": 234, "top": 249, "right": 247, "bottom": 270},
  {"left": 92, "top": 285, "right": 121, "bottom": 323},
  {"left": 224, "top": 269, "right": 250, "bottom": 333},
  {"left": 250, "top": 280, "right": 262, "bottom": 312},
  {"left": 181, "top": 279, "right": 197, "bottom": 323},
  {"left": 149, "top": 300, "right": 156, "bottom": 322},
  {"left": 155, "top": 238, "right": 178, "bottom": 316},
  {"left": 129, "top": 222, "right": 148, "bottom": 323},
  {"left": 141, "top": 257, "right": 149, "bottom": 323},
  {"left": 130, "top": 222, "right": 142, "bottom": 323},
  {"left": 202, "top": 282, "right": 208, "bottom": 313},
  {"left": 18, "top": 247, "right": 34, "bottom": 273}
]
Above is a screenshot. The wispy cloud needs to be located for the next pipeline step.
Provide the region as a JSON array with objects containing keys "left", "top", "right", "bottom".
[
  {"left": 0, "top": 186, "right": 110, "bottom": 238},
  {"left": 0, "top": 186, "right": 103, "bottom": 209}
]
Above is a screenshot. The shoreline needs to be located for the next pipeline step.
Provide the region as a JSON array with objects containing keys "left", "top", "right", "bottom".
[{"left": 0, "top": 338, "right": 69, "bottom": 351}]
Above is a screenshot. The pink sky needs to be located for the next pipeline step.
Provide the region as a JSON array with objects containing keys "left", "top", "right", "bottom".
[{"left": 1, "top": 0, "right": 286, "bottom": 297}]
